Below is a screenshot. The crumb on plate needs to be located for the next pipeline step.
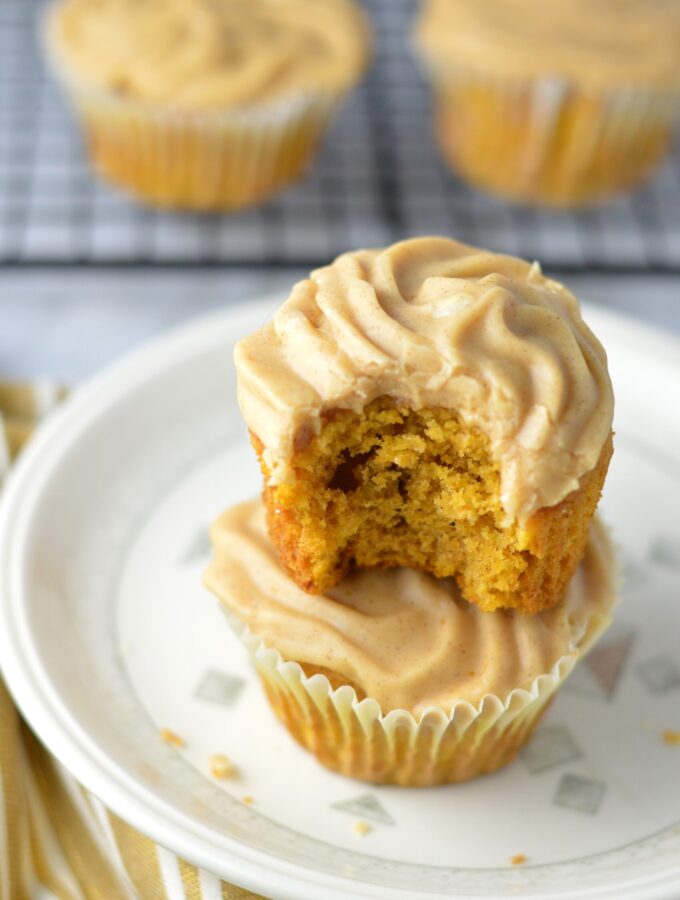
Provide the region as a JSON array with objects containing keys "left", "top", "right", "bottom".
[
  {"left": 352, "top": 820, "right": 371, "bottom": 837},
  {"left": 160, "top": 728, "right": 185, "bottom": 748},
  {"left": 510, "top": 854, "right": 527, "bottom": 866},
  {"left": 662, "top": 729, "right": 680, "bottom": 746},
  {"left": 210, "top": 753, "right": 236, "bottom": 779},
  {"left": 242, "top": 795, "right": 254, "bottom": 806}
]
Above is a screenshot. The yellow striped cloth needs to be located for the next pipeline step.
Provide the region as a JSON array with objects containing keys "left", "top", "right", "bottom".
[{"left": 0, "top": 382, "right": 263, "bottom": 900}]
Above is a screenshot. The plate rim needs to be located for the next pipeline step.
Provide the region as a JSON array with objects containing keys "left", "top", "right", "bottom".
[{"left": 2, "top": 297, "right": 680, "bottom": 900}]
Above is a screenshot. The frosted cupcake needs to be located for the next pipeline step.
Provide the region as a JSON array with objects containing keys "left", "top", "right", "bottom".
[
  {"left": 414, "top": 0, "right": 680, "bottom": 207},
  {"left": 44, "top": 0, "right": 371, "bottom": 210},
  {"left": 205, "top": 501, "right": 617, "bottom": 786},
  {"left": 235, "top": 237, "right": 614, "bottom": 613}
]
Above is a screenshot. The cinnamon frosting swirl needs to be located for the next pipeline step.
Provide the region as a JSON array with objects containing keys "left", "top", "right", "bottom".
[
  {"left": 415, "top": 0, "right": 680, "bottom": 91},
  {"left": 235, "top": 237, "right": 614, "bottom": 524},
  {"left": 48, "top": 0, "right": 370, "bottom": 109},
  {"left": 205, "top": 500, "right": 616, "bottom": 714}
]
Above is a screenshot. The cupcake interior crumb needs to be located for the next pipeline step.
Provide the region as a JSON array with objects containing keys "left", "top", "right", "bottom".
[
  {"left": 352, "top": 820, "right": 372, "bottom": 837},
  {"left": 209, "top": 753, "right": 236, "bottom": 779},
  {"left": 261, "top": 397, "right": 607, "bottom": 612},
  {"left": 159, "top": 728, "right": 184, "bottom": 748}
]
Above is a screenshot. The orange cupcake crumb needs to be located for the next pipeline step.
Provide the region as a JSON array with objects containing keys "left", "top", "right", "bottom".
[
  {"left": 159, "top": 728, "right": 184, "bottom": 748},
  {"left": 210, "top": 753, "right": 236, "bottom": 779}
]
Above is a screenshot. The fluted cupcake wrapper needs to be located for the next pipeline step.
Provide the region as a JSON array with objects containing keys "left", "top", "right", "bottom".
[
  {"left": 418, "top": 58, "right": 680, "bottom": 207},
  {"left": 221, "top": 605, "right": 613, "bottom": 787},
  {"left": 43, "top": 19, "right": 344, "bottom": 211}
]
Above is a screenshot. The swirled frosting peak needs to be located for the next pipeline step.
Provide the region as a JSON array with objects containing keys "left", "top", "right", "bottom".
[
  {"left": 48, "top": 0, "right": 370, "bottom": 109},
  {"left": 205, "top": 501, "right": 616, "bottom": 714},
  {"left": 235, "top": 237, "right": 614, "bottom": 524},
  {"left": 415, "top": 0, "right": 680, "bottom": 91}
]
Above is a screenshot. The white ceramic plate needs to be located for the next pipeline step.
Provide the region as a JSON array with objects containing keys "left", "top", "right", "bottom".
[{"left": 2, "top": 298, "right": 680, "bottom": 900}]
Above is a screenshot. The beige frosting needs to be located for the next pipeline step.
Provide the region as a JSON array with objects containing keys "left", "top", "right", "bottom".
[
  {"left": 415, "top": 0, "right": 680, "bottom": 91},
  {"left": 235, "top": 237, "right": 613, "bottom": 525},
  {"left": 205, "top": 500, "right": 616, "bottom": 715},
  {"left": 48, "top": 0, "right": 370, "bottom": 109}
]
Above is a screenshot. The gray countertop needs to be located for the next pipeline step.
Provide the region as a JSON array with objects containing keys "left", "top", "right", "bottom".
[
  {"left": 1, "top": 0, "right": 678, "bottom": 385},
  {"left": 1, "top": 270, "right": 678, "bottom": 383}
]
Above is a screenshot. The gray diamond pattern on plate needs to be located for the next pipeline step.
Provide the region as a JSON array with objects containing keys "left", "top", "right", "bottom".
[
  {"left": 553, "top": 774, "right": 606, "bottom": 815},
  {"left": 648, "top": 536, "right": 680, "bottom": 569},
  {"left": 181, "top": 528, "right": 212, "bottom": 564},
  {"left": 637, "top": 655, "right": 680, "bottom": 693},
  {"left": 194, "top": 669, "right": 246, "bottom": 707},
  {"left": 564, "top": 628, "right": 635, "bottom": 700},
  {"left": 520, "top": 726, "right": 582, "bottom": 773},
  {"left": 619, "top": 553, "right": 647, "bottom": 589},
  {"left": 331, "top": 794, "right": 395, "bottom": 826}
]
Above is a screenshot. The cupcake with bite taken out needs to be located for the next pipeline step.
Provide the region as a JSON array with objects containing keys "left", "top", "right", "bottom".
[{"left": 234, "top": 236, "right": 614, "bottom": 614}]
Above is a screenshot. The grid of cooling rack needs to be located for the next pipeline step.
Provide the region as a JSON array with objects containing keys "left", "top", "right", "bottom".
[{"left": 1, "top": 0, "right": 680, "bottom": 269}]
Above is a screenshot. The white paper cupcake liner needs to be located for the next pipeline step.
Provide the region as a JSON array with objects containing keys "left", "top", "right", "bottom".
[
  {"left": 417, "top": 58, "right": 680, "bottom": 206},
  {"left": 43, "top": 13, "right": 345, "bottom": 210},
  {"left": 220, "top": 603, "right": 614, "bottom": 786}
]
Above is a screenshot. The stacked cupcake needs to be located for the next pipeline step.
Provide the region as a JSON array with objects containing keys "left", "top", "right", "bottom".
[{"left": 205, "top": 236, "right": 617, "bottom": 786}]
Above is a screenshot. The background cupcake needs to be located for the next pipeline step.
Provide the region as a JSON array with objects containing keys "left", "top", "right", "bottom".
[
  {"left": 44, "top": 0, "right": 371, "bottom": 210},
  {"left": 414, "top": 0, "right": 680, "bottom": 207},
  {"left": 205, "top": 500, "right": 617, "bottom": 786}
]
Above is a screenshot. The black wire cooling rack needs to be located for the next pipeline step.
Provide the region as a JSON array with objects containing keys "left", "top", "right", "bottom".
[{"left": 1, "top": 0, "right": 680, "bottom": 270}]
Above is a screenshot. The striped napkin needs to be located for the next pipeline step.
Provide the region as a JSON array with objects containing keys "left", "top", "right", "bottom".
[{"left": 0, "top": 382, "right": 262, "bottom": 900}]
